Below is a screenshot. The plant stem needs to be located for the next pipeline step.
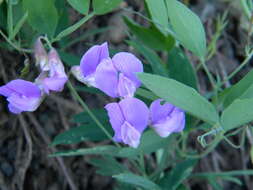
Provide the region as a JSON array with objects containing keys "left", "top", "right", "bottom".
[
  {"left": 200, "top": 58, "right": 216, "bottom": 89},
  {"left": 52, "top": 12, "right": 95, "bottom": 43},
  {"left": 7, "top": 0, "right": 13, "bottom": 37},
  {"left": 67, "top": 81, "right": 120, "bottom": 147},
  {"left": 221, "top": 50, "right": 253, "bottom": 85},
  {"left": 0, "top": 30, "right": 33, "bottom": 53}
]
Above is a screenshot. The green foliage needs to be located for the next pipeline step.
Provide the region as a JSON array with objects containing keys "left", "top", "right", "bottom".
[
  {"left": 51, "top": 130, "right": 173, "bottom": 158},
  {"left": 89, "top": 156, "right": 128, "bottom": 176},
  {"left": 51, "top": 125, "right": 110, "bottom": 146},
  {"left": 23, "top": 0, "right": 58, "bottom": 37},
  {"left": 167, "top": 47, "right": 198, "bottom": 90},
  {"left": 113, "top": 173, "right": 161, "bottom": 190},
  {"left": 166, "top": 0, "right": 206, "bottom": 57},
  {"left": 221, "top": 98, "right": 253, "bottom": 131},
  {"left": 127, "top": 40, "right": 168, "bottom": 77},
  {"left": 93, "top": 0, "right": 121, "bottom": 15},
  {"left": 145, "top": 0, "right": 169, "bottom": 35},
  {"left": 138, "top": 73, "right": 219, "bottom": 124},
  {"left": 124, "top": 17, "right": 175, "bottom": 51},
  {"left": 67, "top": 0, "right": 90, "bottom": 15},
  {"left": 222, "top": 69, "right": 253, "bottom": 107},
  {"left": 159, "top": 159, "right": 197, "bottom": 190}
]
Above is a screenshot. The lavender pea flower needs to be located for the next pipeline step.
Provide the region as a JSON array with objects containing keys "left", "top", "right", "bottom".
[
  {"left": 150, "top": 99, "right": 185, "bottom": 138},
  {"left": 105, "top": 97, "right": 149, "bottom": 148},
  {"left": 0, "top": 79, "right": 42, "bottom": 114},
  {"left": 71, "top": 42, "right": 143, "bottom": 98},
  {"left": 36, "top": 48, "right": 68, "bottom": 94},
  {"left": 95, "top": 52, "right": 143, "bottom": 98},
  {"left": 71, "top": 42, "right": 109, "bottom": 87}
]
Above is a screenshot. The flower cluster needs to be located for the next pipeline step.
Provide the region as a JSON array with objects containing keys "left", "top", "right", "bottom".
[
  {"left": 0, "top": 37, "right": 68, "bottom": 114},
  {"left": 72, "top": 42, "right": 186, "bottom": 148}
]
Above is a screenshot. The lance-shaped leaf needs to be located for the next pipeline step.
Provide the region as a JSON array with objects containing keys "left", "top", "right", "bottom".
[
  {"left": 166, "top": 0, "right": 206, "bottom": 57},
  {"left": 145, "top": 0, "right": 169, "bottom": 35},
  {"left": 223, "top": 70, "right": 253, "bottom": 108},
  {"left": 221, "top": 98, "right": 253, "bottom": 131}
]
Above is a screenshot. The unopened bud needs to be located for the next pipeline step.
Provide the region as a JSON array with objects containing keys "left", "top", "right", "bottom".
[{"left": 34, "top": 37, "right": 48, "bottom": 71}]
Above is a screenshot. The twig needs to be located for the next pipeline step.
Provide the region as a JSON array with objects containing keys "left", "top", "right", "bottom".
[
  {"left": 26, "top": 113, "right": 78, "bottom": 190},
  {"left": 12, "top": 115, "right": 33, "bottom": 190}
]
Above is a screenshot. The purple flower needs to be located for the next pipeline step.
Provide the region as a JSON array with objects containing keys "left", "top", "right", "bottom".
[
  {"left": 34, "top": 37, "right": 48, "bottom": 71},
  {"left": 36, "top": 48, "right": 68, "bottom": 94},
  {"left": 71, "top": 42, "right": 143, "bottom": 98},
  {"left": 71, "top": 42, "right": 109, "bottom": 87},
  {"left": 150, "top": 99, "right": 185, "bottom": 137},
  {"left": 95, "top": 52, "right": 143, "bottom": 98},
  {"left": 0, "top": 79, "right": 42, "bottom": 114},
  {"left": 105, "top": 97, "right": 149, "bottom": 148}
]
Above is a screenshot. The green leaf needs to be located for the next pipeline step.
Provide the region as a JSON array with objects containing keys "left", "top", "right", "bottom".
[
  {"left": 67, "top": 0, "right": 89, "bottom": 15},
  {"left": 50, "top": 145, "right": 120, "bottom": 157},
  {"left": 124, "top": 17, "right": 175, "bottom": 51},
  {"left": 23, "top": 0, "right": 58, "bottom": 37},
  {"left": 89, "top": 156, "right": 128, "bottom": 176},
  {"left": 159, "top": 159, "right": 197, "bottom": 190},
  {"left": 58, "top": 51, "right": 80, "bottom": 66},
  {"left": 136, "top": 88, "right": 158, "bottom": 101},
  {"left": 221, "top": 98, "right": 253, "bottom": 131},
  {"left": 145, "top": 0, "right": 169, "bottom": 35},
  {"left": 127, "top": 40, "right": 168, "bottom": 77},
  {"left": 72, "top": 109, "right": 108, "bottom": 124},
  {"left": 113, "top": 173, "right": 161, "bottom": 190},
  {"left": 51, "top": 125, "right": 109, "bottom": 146},
  {"left": 223, "top": 70, "right": 253, "bottom": 108},
  {"left": 93, "top": 0, "right": 121, "bottom": 15},
  {"left": 166, "top": 0, "right": 206, "bottom": 57},
  {"left": 53, "top": 12, "right": 94, "bottom": 42},
  {"left": 138, "top": 73, "right": 219, "bottom": 124},
  {"left": 167, "top": 47, "right": 198, "bottom": 90},
  {"left": 51, "top": 130, "right": 172, "bottom": 158}
]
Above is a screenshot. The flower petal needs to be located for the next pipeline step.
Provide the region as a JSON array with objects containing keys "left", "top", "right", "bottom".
[
  {"left": 0, "top": 79, "right": 41, "bottom": 98},
  {"left": 112, "top": 52, "right": 143, "bottom": 86},
  {"left": 121, "top": 121, "right": 141, "bottom": 148},
  {"left": 95, "top": 58, "right": 119, "bottom": 98},
  {"left": 48, "top": 48, "right": 67, "bottom": 78},
  {"left": 71, "top": 66, "right": 96, "bottom": 87},
  {"left": 43, "top": 77, "right": 68, "bottom": 93},
  {"left": 118, "top": 73, "right": 137, "bottom": 98},
  {"left": 105, "top": 102, "right": 125, "bottom": 142},
  {"left": 80, "top": 42, "right": 109, "bottom": 76},
  {"left": 34, "top": 37, "right": 49, "bottom": 71},
  {"left": 150, "top": 99, "right": 174, "bottom": 124},
  {"left": 119, "top": 97, "right": 149, "bottom": 133},
  {"left": 8, "top": 103, "right": 22, "bottom": 114},
  {"left": 0, "top": 85, "right": 14, "bottom": 97},
  {"left": 152, "top": 108, "right": 185, "bottom": 137},
  {"left": 7, "top": 93, "right": 42, "bottom": 112}
]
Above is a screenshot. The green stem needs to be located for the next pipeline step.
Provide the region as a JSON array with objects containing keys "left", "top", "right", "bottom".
[
  {"left": 200, "top": 58, "right": 216, "bottom": 89},
  {"left": 52, "top": 12, "right": 95, "bottom": 43},
  {"left": 240, "top": 0, "right": 252, "bottom": 19},
  {"left": 0, "top": 30, "right": 33, "bottom": 53},
  {"left": 7, "top": 0, "right": 13, "bottom": 37},
  {"left": 178, "top": 133, "right": 224, "bottom": 159},
  {"left": 139, "top": 151, "right": 147, "bottom": 177},
  {"left": 222, "top": 50, "right": 253, "bottom": 84},
  {"left": 67, "top": 81, "right": 120, "bottom": 147}
]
